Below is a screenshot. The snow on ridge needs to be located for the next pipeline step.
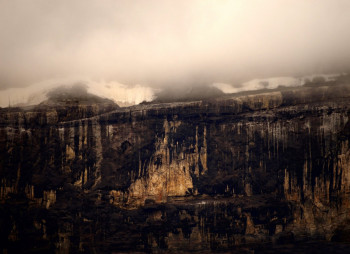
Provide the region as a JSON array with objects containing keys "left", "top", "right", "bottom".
[
  {"left": 0, "top": 79, "right": 156, "bottom": 108},
  {"left": 212, "top": 74, "right": 342, "bottom": 95}
]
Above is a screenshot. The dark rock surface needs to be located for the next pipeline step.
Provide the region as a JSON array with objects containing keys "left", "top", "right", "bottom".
[{"left": 1, "top": 83, "right": 350, "bottom": 253}]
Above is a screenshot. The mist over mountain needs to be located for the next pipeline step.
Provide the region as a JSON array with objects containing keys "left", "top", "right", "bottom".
[
  {"left": 0, "top": 79, "right": 155, "bottom": 108},
  {"left": 0, "top": 73, "right": 346, "bottom": 108}
]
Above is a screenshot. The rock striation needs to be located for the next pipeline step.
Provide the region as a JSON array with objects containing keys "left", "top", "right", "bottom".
[{"left": 1, "top": 83, "right": 350, "bottom": 253}]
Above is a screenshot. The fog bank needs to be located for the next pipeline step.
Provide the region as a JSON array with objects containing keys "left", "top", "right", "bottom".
[{"left": 0, "top": 0, "right": 350, "bottom": 89}]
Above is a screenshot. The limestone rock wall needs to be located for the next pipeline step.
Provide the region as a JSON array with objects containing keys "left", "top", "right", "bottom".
[{"left": 2, "top": 84, "right": 350, "bottom": 252}]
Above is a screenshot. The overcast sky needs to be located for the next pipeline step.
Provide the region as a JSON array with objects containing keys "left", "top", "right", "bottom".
[{"left": 1, "top": 0, "right": 350, "bottom": 89}]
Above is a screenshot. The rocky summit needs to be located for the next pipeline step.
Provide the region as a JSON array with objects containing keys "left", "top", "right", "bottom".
[{"left": 1, "top": 82, "right": 350, "bottom": 253}]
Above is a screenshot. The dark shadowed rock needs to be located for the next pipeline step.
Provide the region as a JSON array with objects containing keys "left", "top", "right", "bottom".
[{"left": 2, "top": 81, "right": 350, "bottom": 253}]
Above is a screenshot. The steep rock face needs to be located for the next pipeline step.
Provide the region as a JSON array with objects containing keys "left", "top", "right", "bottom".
[{"left": 1, "top": 84, "right": 350, "bottom": 252}]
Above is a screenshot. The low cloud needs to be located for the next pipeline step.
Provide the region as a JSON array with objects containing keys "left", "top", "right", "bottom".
[{"left": 0, "top": 0, "right": 350, "bottom": 90}]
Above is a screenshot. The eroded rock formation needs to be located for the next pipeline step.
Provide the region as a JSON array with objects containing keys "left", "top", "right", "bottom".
[{"left": 1, "top": 84, "right": 350, "bottom": 253}]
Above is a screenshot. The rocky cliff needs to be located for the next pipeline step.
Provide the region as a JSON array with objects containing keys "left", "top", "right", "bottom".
[{"left": 1, "top": 84, "right": 350, "bottom": 253}]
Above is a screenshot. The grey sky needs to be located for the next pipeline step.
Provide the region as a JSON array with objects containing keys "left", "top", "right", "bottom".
[{"left": 1, "top": 0, "right": 350, "bottom": 88}]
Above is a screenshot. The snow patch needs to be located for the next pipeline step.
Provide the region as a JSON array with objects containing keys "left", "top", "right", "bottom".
[
  {"left": 87, "top": 80, "right": 155, "bottom": 106},
  {"left": 213, "top": 74, "right": 341, "bottom": 94}
]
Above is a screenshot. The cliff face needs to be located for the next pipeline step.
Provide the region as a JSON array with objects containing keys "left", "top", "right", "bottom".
[{"left": 1, "top": 85, "right": 350, "bottom": 253}]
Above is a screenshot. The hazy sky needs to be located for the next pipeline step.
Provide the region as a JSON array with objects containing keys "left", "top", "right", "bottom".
[{"left": 1, "top": 0, "right": 350, "bottom": 88}]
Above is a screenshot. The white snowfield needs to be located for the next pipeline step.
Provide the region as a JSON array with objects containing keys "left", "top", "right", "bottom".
[
  {"left": 0, "top": 79, "right": 156, "bottom": 108},
  {"left": 212, "top": 74, "right": 341, "bottom": 94}
]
